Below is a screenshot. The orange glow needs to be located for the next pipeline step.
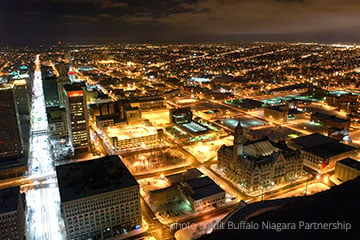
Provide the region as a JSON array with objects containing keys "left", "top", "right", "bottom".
[
  {"left": 13, "top": 79, "right": 27, "bottom": 86},
  {"left": 68, "top": 90, "right": 83, "bottom": 97}
]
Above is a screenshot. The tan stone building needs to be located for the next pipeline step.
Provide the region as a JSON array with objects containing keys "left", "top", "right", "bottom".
[
  {"left": 218, "top": 123, "right": 303, "bottom": 192},
  {"left": 334, "top": 158, "right": 360, "bottom": 182}
]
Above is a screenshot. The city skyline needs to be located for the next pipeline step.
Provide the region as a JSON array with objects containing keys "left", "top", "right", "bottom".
[
  {"left": 0, "top": 1, "right": 360, "bottom": 239},
  {"left": 1, "top": 0, "right": 360, "bottom": 46}
]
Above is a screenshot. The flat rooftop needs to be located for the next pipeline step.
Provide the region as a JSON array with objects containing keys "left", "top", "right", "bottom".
[
  {"left": 186, "top": 176, "right": 225, "bottom": 200},
  {"left": 186, "top": 176, "right": 215, "bottom": 190},
  {"left": 105, "top": 124, "right": 158, "bottom": 140},
  {"left": 56, "top": 155, "right": 138, "bottom": 203},
  {"left": 312, "top": 112, "right": 349, "bottom": 123},
  {"left": 293, "top": 133, "right": 336, "bottom": 148},
  {"left": 179, "top": 121, "right": 208, "bottom": 134},
  {"left": 192, "top": 183, "right": 225, "bottom": 200},
  {"left": 293, "top": 133, "right": 356, "bottom": 158},
  {"left": 63, "top": 82, "right": 85, "bottom": 92},
  {"left": 0, "top": 186, "right": 20, "bottom": 214}
]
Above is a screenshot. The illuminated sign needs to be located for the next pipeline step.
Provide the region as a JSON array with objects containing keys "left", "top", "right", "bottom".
[{"left": 68, "top": 90, "right": 83, "bottom": 98}]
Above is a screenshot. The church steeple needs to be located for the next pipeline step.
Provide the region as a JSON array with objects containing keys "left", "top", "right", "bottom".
[{"left": 233, "top": 121, "right": 244, "bottom": 159}]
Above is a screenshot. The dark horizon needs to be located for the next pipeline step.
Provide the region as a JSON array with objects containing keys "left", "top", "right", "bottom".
[{"left": 1, "top": 0, "right": 359, "bottom": 47}]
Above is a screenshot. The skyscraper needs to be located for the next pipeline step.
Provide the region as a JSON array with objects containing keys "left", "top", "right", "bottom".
[
  {"left": 0, "top": 84, "right": 23, "bottom": 160},
  {"left": 63, "top": 82, "right": 90, "bottom": 153},
  {"left": 56, "top": 62, "right": 71, "bottom": 107},
  {"left": 0, "top": 186, "right": 26, "bottom": 240},
  {"left": 13, "top": 79, "right": 30, "bottom": 115},
  {"left": 42, "top": 65, "right": 59, "bottom": 107}
]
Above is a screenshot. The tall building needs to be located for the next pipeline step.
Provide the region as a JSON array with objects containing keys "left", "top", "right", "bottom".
[
  {"left": 56, "top": 155, "right": 141, "bottom": 240},
  {"left": 56, "top": 62, "right": 71, "bottom": 107},
  {"left": 42, "top": 65, "right": 59, "bottom": 107},
  {"left": 218, "top": 123, "right": 303, "bottom": 192},
  {"left": 0, "top": 84, "right": 23, "bottom": 160},
  {"left": 47, "top": 106, "right": 68, "bottom": 139},
  {"left": 63, "top": 83, "right": 90, "bottom": 153},
  {"left": 13, "top": 79, "right": 30, "bottom": 115},
  {"left": 0, "top": 186, "right": 26, "bottom": 240},
  {"left": 68, "top": 64, "right": 76, "bottom": 83}
]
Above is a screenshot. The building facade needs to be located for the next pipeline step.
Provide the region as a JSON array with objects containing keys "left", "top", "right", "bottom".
[
  {"left": 0, "top": 84, "right": 23, "bottom": 160},
  {"left": 0, "top": 187, "right": 26, "bottom": 240},
  {"left": 129, "top": 96, "right": 166, "bottom": 110},
  {"left": 264, "top": 105, "right": 288, "bottom": 122},
  {"left": 56, "top": 155, "right": 141, "bottom": 240},
  {"left": 218, "top": 123, "right": 303, "bottom": 192},
  {"left": 311, "top": 112, "right": 351, "bottom": 130},
  {"left": 13, "top": 79, "right": 30, "bottom": 115},
  {"left": 334, "top": 158, "right": 360, "bottom": 182},
  {"left": 291, "top": 133, "right": 357, "bottom": 173},
  {"left": 63, "top": 83, "right": 90, "bottom": 153},
  {"left": 47, "top": 106, "right": 68, "bottom": 139},
  {"left": 182, "top": 176, "right": 225, "bottom": 211}
]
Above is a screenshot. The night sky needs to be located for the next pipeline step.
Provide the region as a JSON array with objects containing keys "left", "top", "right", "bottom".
[{"left": 0, "top": 0, "right": 359, "bottom": 46}]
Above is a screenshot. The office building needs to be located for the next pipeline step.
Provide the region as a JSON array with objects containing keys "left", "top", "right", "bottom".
[
  {"left": 311, "top": 112, "right": 351, "bottom": 130},
  {"left": 291, "top": 133, "right": 357, "bottom": 172},
  {"left": 0, "top": 84, "right": 23, "bottom": 160},
  {"left": 56, "top": 62, "right": 71, "bottom": 107},
  {"left": 0, "top": 186, "right": 26, "bottom": 240},
  {"left": 128, "top": 96, "right": 166, "bottom": 110},
  {"left": 105, "top": 125, "right": 161, "bottom": 151},
  {"left": 264, "top": 105, "right": 288, "bottom": 122},
  {"left": 13, "top": 79, "right": 30, "bottom": 115},
  {"left": 218, "top": 123, "right": 303, "bottom": 192},
  {"left": 56, "top": 155, "right": 141, "bottom": 240},
  {"left": 63, "top": 83, "right": 90, "bottom": 153},
  {"left": 42, "top": 66, "right": 59, "bottom": 107},
  {"left": 169, "top": 107, "right": 193, "bottom": 124},
  {"left": 47, "top": 106, "right": 68, "bottom": 139},
  {"left": 182, "top": 176, "right": 225, "bottom": 211},
  {"left": 334, "top": 158, "right": 360, "bottom": 182}
]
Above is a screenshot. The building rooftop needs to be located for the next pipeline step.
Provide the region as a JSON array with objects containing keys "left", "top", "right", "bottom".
[
  {"left": 337, "top": 158, "right": 360, "bottom": 171},
  {"left": 0, "top": 187, "right": 20, "bottom": 215},
  {"left": 266, "top": 105, "right": 287, "bottom": 112},
  {"left": 105, "top": 124, "right": 158, "bottom": 140},
  {"left": 191, "top": 183, "right": 224, "bottom": 200},
  {"left": 179, "top": 121, "right": 208, "bottom": 135},
  {"left": 293, "top": 133, "right": 336, "bottom": 148},
  {"left": 63, "top": 82, "right": 85, "bottom": 92},
  {"left": 293, "top": 133, "right": 356, "bottom": 158},
  {"left": 240, "top": 98, "right": 263, "bottom": 109},
  {"left": 167, "top": 168, "right": 204, "bottom": 185},
  {"left": 243, "top": 140, "right": 280, "bottom": 158},
  {"left": 312, "top": 112, "right": 349, "bottom": 123},
  {"left": 56, "top": 155, "right": 138, "bottom": 203},
  {"left": 128, "top": 95, "right": 164, "bottom": 103},
  {"left": 186, "top": 176, "right": 214, "bottom": 190},
  {"left": 185, "top": 176, "right": 224, "bottom": 200}
]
